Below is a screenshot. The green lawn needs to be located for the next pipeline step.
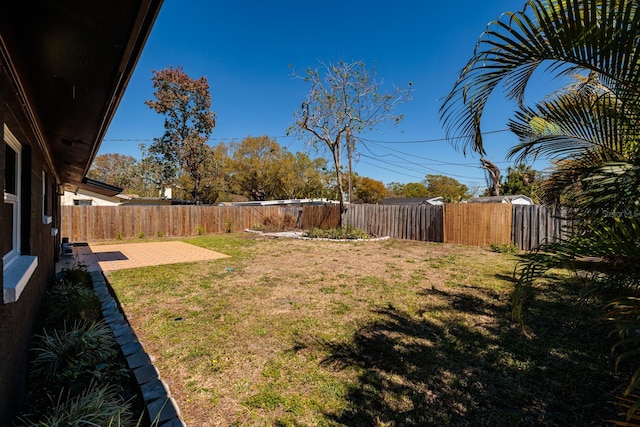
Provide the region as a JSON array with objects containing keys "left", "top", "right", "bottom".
[{"left": 108, "top": 234, "right": 621, "bottom": 426}]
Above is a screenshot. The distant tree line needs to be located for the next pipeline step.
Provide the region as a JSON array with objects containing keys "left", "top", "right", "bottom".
[
  {"left": 384, "top": 163, "right": 543, "bottom": 203},
  {"left": 88, "top": 137, "right": 393, "bottom": 205}
]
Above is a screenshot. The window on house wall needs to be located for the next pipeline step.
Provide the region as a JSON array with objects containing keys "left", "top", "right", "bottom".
[
  {"left": 73, "top": 199, "right": 92, "bottom": 206},
  {"left": 3, "top": 124, "right": 38, "bottom": 303}
]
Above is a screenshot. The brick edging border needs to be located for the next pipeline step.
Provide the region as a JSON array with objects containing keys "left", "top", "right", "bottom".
[{"left": 90, "top": 271, "right": 185, "bottom": 427}]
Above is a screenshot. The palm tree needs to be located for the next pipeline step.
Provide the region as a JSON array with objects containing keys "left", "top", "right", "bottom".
[
  {"left": 441, "top": 0, "right": 640, "bottom": 156},
  {"left": 440, "top": 0, "right": 640, "bottom": 422}
]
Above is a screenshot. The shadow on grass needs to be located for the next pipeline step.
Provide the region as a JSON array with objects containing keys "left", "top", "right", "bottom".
[{"left": 316, "top": 279, "right": 619, "bottom": 426}]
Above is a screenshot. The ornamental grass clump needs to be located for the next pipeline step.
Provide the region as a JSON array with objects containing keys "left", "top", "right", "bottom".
[
  {"left": 30, "top": 320, "right": 122, "bottom": 393},
  {"left": 16, "top": 382, "right": 132, "bottom": 427}
]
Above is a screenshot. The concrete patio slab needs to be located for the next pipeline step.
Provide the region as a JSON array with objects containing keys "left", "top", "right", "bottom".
[{"left": 61, "top": 241, "right": 229, "bottom": 273}]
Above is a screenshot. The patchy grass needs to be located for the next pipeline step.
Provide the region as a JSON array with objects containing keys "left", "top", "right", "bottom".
[{"left": 107, "top": 234, "right": 620, "bottom": 426}]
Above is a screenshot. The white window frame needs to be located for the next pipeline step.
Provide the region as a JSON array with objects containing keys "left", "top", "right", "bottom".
[
  {"left": 3, "top": 125, "right": 21, "bottom": 266},
  {"left": 3, "top": 124, "right": 37, "bottom": 303},
  {"left": 41, "top": 170, "right": 52, "bottom": 224}
]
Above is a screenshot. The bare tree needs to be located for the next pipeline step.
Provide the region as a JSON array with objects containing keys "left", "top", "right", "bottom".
[{"left": 290, "top": 60, "right": 412, "bottom": 222}]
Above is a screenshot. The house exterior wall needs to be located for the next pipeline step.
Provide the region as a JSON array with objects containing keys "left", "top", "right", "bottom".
[{"left": 0, "top": 84, "right": 59, "bottom": 422}]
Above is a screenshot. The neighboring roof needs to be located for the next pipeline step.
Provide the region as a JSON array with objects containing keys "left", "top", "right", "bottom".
[
  {"left": 120, "top": 198, "right": 180, "bottom": 206},
  {"left": 468, "top": 195, "right": 534, "bottom": 204},
  {"left": 75, "top": 178, "right": 123, "bottom": 197},
  {"left": 424, "top": 197, "right": 445, "bottom": 206},
  {"left": 381, "top": 197, "right": 426, "bottom": 205},
  {"left": 381, "top": 197, "right": 444, "bottom": 206},
  {"left": 231, "top": 198, "right": 339, "bottom": 207},
  {"left": 0, "top": 0, "right": 163, "bottom": 188},
  {"left": 61, "top": 189, "right": 122, "bottom": 206}
]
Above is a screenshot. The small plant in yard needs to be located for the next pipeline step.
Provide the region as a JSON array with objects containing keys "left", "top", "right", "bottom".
[
  {"left": 224, "top": 219, "right": 234, "bottom": 233},
  {"left": 304, "top": 226, "right": 369, "bottom": 240},
  {"left": 115, "top": 232, "right": 124, "bottom": 240},
  {"left": 46, "top": 261, "right": 100, "bottom": 325},
  {"left": 45, "top": 281, "right": 102, "bottom": 325},
  {"left": 136, "top": 231, "right": 145, "bottom": 239},
  {"left": 196, "top": 225, "right": 206, "bottom": 235},
  {"left": 59, "top": 260, "right": 91, "bottom": 287},
  {"left": 157, "top": 230, "right": 165, "bottom": 237},
  {"left": 490, "top": 242, "right": 518, "bottom": 253}
]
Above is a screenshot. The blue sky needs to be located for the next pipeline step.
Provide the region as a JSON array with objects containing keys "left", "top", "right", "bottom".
[{"left": 102, "top": 0, "right": 555, "bottom": 191}]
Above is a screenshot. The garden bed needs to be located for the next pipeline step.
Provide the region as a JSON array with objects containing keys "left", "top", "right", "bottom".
[{"left": 14, "top": 262, "right": 183, "bottom": 427}]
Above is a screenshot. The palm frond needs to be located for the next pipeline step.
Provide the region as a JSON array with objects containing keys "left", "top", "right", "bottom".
[{"left": 441, "top": 0, "right": 640, "bottom": 155}]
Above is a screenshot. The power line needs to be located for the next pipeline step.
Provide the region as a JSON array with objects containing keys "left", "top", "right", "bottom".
[
  {"left": 358, "top": 128, "right": 510, "bottom": 144},
  {"left": 359, "top": 153, "right": 484, "bottom": 181},
  {"left": 103, "top": 135, "right": 295, "bottom": 142},
  {"left": 103, "top": 129, "right": 511, "bottom": 145},
  {"left": 364, "top": 140, "right": 514, "bottom": 167}
]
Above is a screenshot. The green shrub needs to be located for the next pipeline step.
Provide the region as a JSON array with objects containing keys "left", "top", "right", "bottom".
[
  {"left": 46, "top": 262, "right": 100, "bottom": 325},
  {"left": 58, "top": 261, "right": 91, "bottom": 287},
  {"left": 304, "top": 226, "right": 369, "bottom": 240},
  {"left": 46, "top": 281, "right": 102, "bottom": 324},
  {"left": 490, "top": 242, "right": 518, "bottom": 253}
]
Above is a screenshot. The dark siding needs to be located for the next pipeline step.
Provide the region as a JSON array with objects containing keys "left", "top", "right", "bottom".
[{"left": 0, "top": 80, "right": 58, "bottom": 423}]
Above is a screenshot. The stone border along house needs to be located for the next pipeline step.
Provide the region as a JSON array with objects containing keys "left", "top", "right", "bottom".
[{"left": 0, "top": 1, "right": 163, "bottom": 422}]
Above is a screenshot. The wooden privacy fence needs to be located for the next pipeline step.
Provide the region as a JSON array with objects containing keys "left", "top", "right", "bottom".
[
  {"left": 302, "top": 205, "right": 341, "bottom": 230},
  {"left": 512, "top": 205, "right": 571, "bottom": 250},
  {"left": 61, "top": 205, "right": 301, "bottom": 242},
  {"left": 342, "top": 204, "right": 569, "bottom": 249},
  {"left": 62, "top": 203, "right": 572, "bottom": 249},
  {"left": 343, "top": 204, "right": 443, "bottom": 242},
  {"left": 444, "top": 203, "right": 512, "bottom": 247}
]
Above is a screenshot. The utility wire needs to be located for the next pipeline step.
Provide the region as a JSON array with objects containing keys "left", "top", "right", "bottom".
[
  {"left": 104, "top": 129, "right": 511, "bottom": 145},
  {"left": 357, "top": 128, "right": 510, "bottom": 144}
]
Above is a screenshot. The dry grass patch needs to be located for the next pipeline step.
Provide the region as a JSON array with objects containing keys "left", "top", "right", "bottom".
[{"left": 107, "top": 234, "right": 619, "bottom": 426}]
